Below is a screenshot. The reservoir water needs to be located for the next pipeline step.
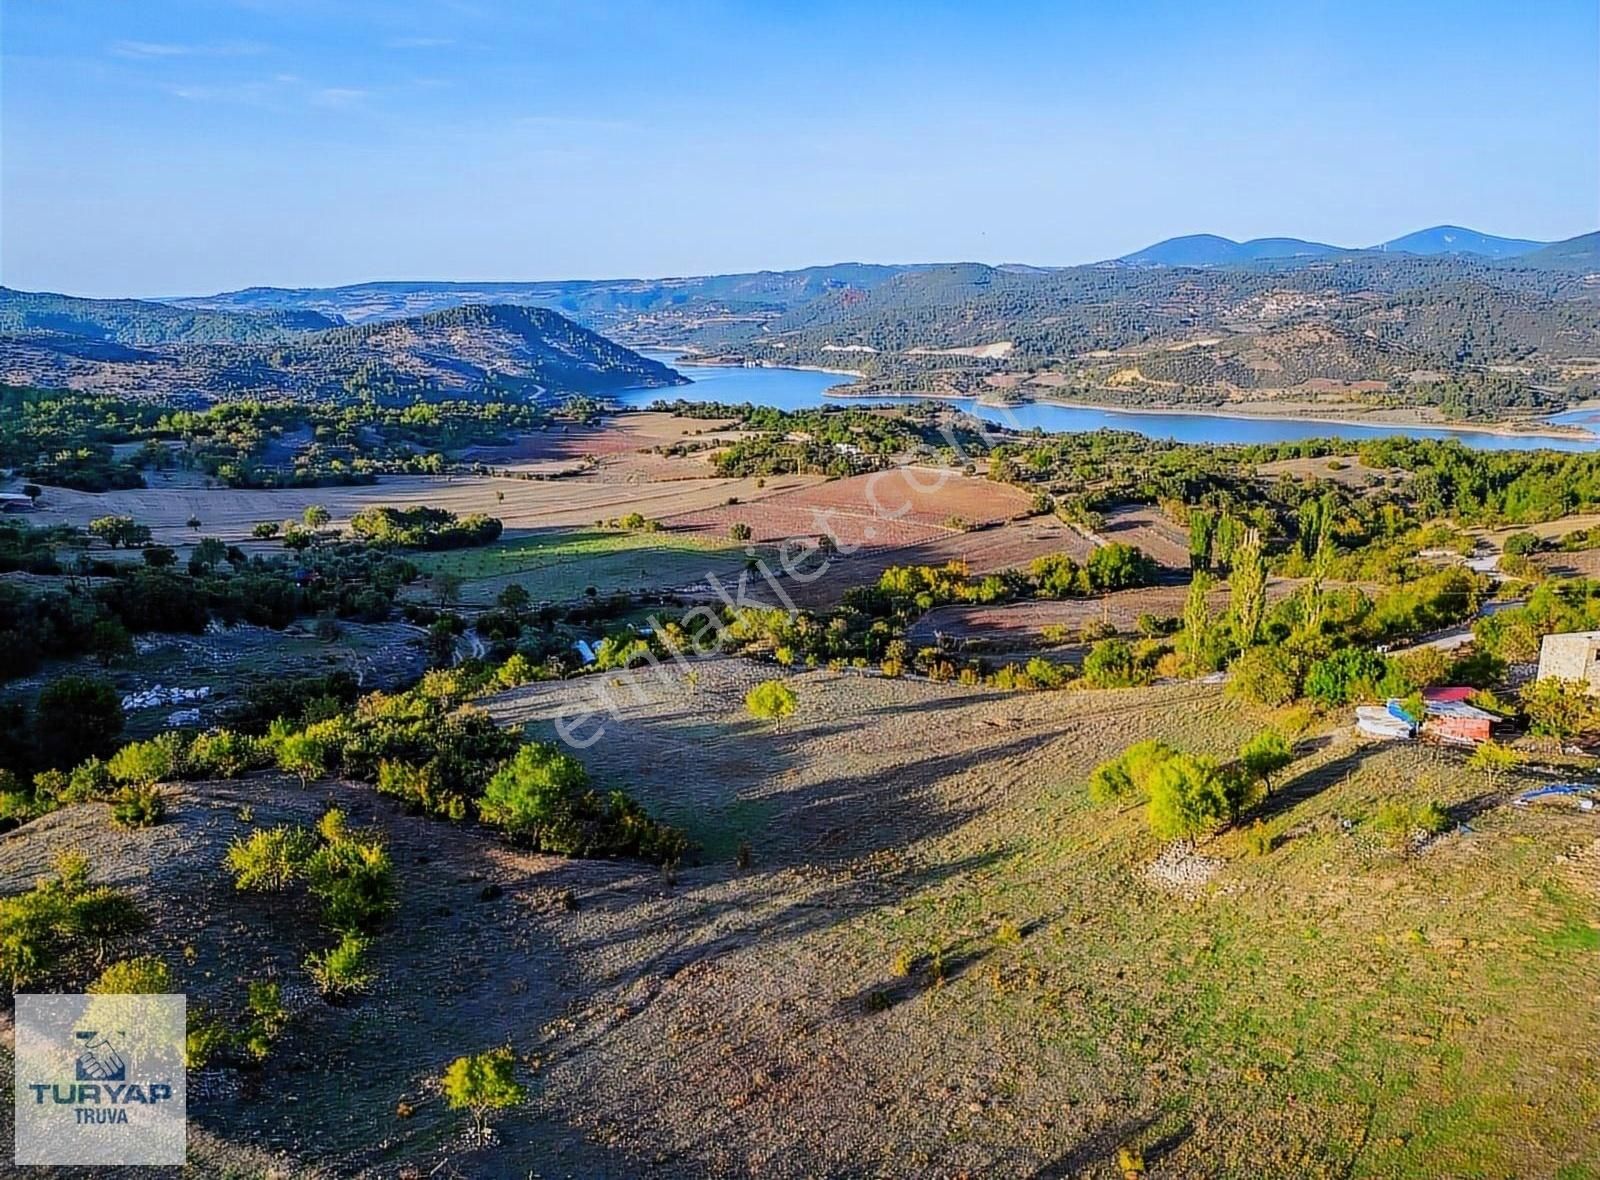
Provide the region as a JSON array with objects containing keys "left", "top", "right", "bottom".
[{"left": 617, "top": 354, "right": 1599, "bottom": 453}]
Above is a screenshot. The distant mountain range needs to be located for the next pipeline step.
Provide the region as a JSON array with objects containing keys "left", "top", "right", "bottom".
[
  {"left": 1116, "top": 225, "right": 1586, "bottom": 268},
  {"left": 4, "top": 223, "right": 1597, "bottom": 419}
]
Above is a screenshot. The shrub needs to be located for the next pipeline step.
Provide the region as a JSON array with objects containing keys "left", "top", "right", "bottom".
[
  {"left": 186, "top": 1013, "right": 231, "bottom": 1068},
  {"left": 1086, "top": 739, "right": 1176, "bottom": 805},
  {"left": 1227, "top": 646, "right": 1301, "bottom": 707},
  {"left": 1521, "top": 677, "right": 1596, "bottom": 742},
  {"left": 1242, "top": 820, "right": 1275, "bottom": 857},
  {"left": 746, "top": 680, "right": 797, "bottom": 723},
  {"left": 441, "top": 1047, "right": 526, "bottom": 1138},
  {"left": 88, "top": 955, "right": 176, "bottom": 994},
  {"left": 275, "top": 731, "right": 328, "bottom": 787},
  {"left": 1503, "top": 531, "right": 1541, "bottom": 556},
  {"left": 1371, "top": 798, "right": 1450, "bottom": 845},
  {"left": 304, "top": 932, "right": 375, "bottom": 1000},
  {"left": 0, "top": 854, "right": 142, "bottom": 990},
  {"left": 305, "top": 823, "right": 395, "bottom": 934},
  {"left": 108, "top": 736, "right": 180, "bottom": 788},
  {"left": 225, "top": 826, "right": 317, "bottom": 892},
  {"left": 186, "top": 729, "right": 265, "bottom": 778},
  {"left": 35, "top": 676, "right": 124, "bottom": 771},
  {"left": 1466, "top": 739, "right": 1522, "bottom": 789},
  {"left": 240, "top": 980, "right": 288, "bottom": 1061},
  {"left": 1081, "top": 638, "right": 1145, "bottom": 689},
  {"left": 1145, "top": 753, "right": 1232, "bottom": 842},
  {"left": 65, "top": 758, "right": 114, "bottom": 802},
  {"left": 110, "top": 786, "right": 166, "bottom": 829},
  {"left": 477, "top": 743, "right": 590, "bottom": 848},
  {"left": 1237, "top": 731, "right": 1293, "bottom": 795},
  {"left": 1305, "top": 648, "right": 1407, "bottom": 707},
  {"left": 727, "top": 522, "right": 753, "bottom": 542}
]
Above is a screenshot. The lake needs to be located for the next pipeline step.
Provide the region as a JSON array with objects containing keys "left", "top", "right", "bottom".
[{"left": 616, "top": 353, "right": 1600, "bottom": 453}]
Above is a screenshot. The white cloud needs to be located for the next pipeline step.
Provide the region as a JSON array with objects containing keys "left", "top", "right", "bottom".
[{"left": 111, "top": 40, "right": 268, "bottom": 59}]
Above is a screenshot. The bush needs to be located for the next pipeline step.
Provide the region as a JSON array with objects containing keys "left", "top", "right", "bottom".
[
  {"left": 1080, "top": 638, "right": 1145, "bottom": 689},
  {"left": 728, "top": 522, "right": 753, "bottom": 542},
  {"left": 110, "top": 786, "right": 166, "bottom": 829},
  {"left": 1237, "top": 731, "right": 1293, "bottom": 794},
  {"left": 1305, "top": 648, "right": 1407, "bottom": 707},
  {"left": 88, "top": 955, "right": 176, "bottom": 994},
  {"left": 305, "top": 819, "right": 395, "bottom": 934},
  {"left": 304, "top": 932, "right": 375, "bottom": 1000},
  {"left": 1145, "top": 753, "right": 1233, "bottom": 842},
  {"left": 746, "top": 680, "right": 798, "bottom": 722},
  {"left": 35, "top": 676, "right": 124, "bottom": 771},
  {"left": 441, "top": 1047, "right": 526, "bottom": 1137},
  {"left": 225, "top": 826, "right": 318, "bottom": 892},
  {"left": 1227, "top": 646, "right": 1301, "bottom": 706},
  {"left": 0, "top": 853, "right": 142, "bottom": 990},
  {"left": 186, "top": 1013, "right": 231, "bottom": 1068},
  {"left": 1371, "top": 798, "right": 1450, "bottom": 845},
  {"left": 1086, "top": 739, "right": 1176, "bottom": 805},
  {"left": 186, "top": 729, "right": 265, "bottom": 778},
  {"left": 108, "top": 736, "right": 180, "bottom": 788},
  {"left": 1503, "top": 531, "right": 1541, "bottom": 556},
  {"left": 275, "top": 731, "right": 328, "bottom": 787}
]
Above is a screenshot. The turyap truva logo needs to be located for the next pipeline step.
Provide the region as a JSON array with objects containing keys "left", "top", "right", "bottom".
[
  {"left": 74, "top": 1029, "right": 128, "bottom": 1082},
  {"left": 13, "top": 992, "right": 187, "bottom": 1165},
  {"left": 25, "top": 1023, "right": 176, "bottom": 1123}
]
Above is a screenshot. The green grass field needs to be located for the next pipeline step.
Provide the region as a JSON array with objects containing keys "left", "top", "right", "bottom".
[{"left": 411, "top": 528, "right": 759, "bottom": 603}]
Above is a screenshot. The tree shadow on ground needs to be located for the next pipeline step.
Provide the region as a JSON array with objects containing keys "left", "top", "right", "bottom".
[{"left": 1250, "top": 741, "right": 1384, "bottom": 823}]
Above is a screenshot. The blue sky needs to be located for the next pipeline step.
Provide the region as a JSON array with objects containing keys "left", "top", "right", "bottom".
[{"left": 3, "top": 0, "right": 1597, "bottom": 296}]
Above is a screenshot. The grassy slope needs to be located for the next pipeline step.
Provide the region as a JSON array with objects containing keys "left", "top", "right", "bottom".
[
  {"left": 409, "top": 529, "right": 759, "bottom": 603},
  {"left": 1, "top": 669, "right": 1596, "bottom": 1177}
]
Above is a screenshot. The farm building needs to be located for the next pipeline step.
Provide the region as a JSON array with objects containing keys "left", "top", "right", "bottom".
[
  {"left": 1536, "top": 631, "right": 1600, "bottom": 694},
  {"left": 0, "top": 493, "right": 35, "bottom": 513}
]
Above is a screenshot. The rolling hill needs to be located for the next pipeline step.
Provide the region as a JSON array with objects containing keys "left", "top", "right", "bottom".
[
  {"left": 0, "top": 301, "right": 684, "bottom": 404},
  {"left": 1116, "top": 234, "right": 1346, "bottom": 267},
  {"left": 1516, "top": 230, "right": 1600, "bottom": 271},
  {"left": 0, "top": 286, "right": 340, "bottom": 344},
  {"left": 1375, "top": 225, "right": 1547, "bottom": 258}
]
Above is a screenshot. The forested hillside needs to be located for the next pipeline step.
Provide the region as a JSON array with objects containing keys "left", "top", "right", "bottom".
[{"left": 0, "top": 301, "right": 683, "bottom": 404}]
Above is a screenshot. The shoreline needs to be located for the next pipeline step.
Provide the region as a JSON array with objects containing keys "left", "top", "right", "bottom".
[
  {"left": 638, "top": 348, "right": 1598, "bottom": 444},
  {"left": 820, "top": 386, "right": 1599, "bottom": 443}
]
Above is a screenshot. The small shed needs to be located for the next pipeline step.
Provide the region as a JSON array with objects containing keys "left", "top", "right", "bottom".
[{"left": 0, "top": 493, "right": 35, "bottom": 513}]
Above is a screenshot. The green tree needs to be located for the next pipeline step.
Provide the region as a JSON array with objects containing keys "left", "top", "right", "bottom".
[
  {"left": 1228, "top": 527, "right": 1267, "bottom": 646},
  {"left": 1238, "top": 730, "right": 1293, "bottom": 795},
  {"left": 1521, "top": 677, "right": 1596, "bottom": 746},
  {"left": 1226, "top": 646, "right": 1299, "bottom": 706},
  {"left": 303, "top": 505, "right": 331, "bottom": 529},
  {"left": 35, "top": 676, "right": 123, "bottom": 770},
  {"left": 191, "top": 536, "right": 228, "bottom": 571},
  {"left": 441, "top": 1047, "right": 525, "bottom": 1139},
  {"left": 1146, "top": 753, "right": 1232, "bottom": 842},
  {"left": 1467, "top": 740, "right": 1522, "bottom": 791},
  {"left": 745, "top": 679, "right": 797, "bottom": 723},
  {"left": 477, "top": 743, "right": 591, "bottom": 849},
  {"left": 1179, "top": 571, "right": 1220, "bottom": 674}
]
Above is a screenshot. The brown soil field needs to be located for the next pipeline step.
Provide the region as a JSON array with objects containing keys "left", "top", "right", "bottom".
[
  {"left": 5, "top": 661, "right": 1596, "bottom": 1177},
  {"left": 1098, "top": 504, "right": 1191, "bottom": 569},
  {"left": 907, "top": 577, "right": 1303, "bottom": 646},
  {"left": 458, "top": 411, "right": 744, "bottom": 463},
  {"left": 1537, "top": 546, "right": 1600, "bottom": 579},
  {"left": 774, "top": 518, "right": 1095, "bottom": 609},
  {"left": 661, "top": 467, "right": 1035, "bottom": 549},
  {"left": 28, "top": 469, "right": 817, "bottom": 550},
  {"left": 1256, "top": 454, "right": 1398, "bottom": 488}
]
